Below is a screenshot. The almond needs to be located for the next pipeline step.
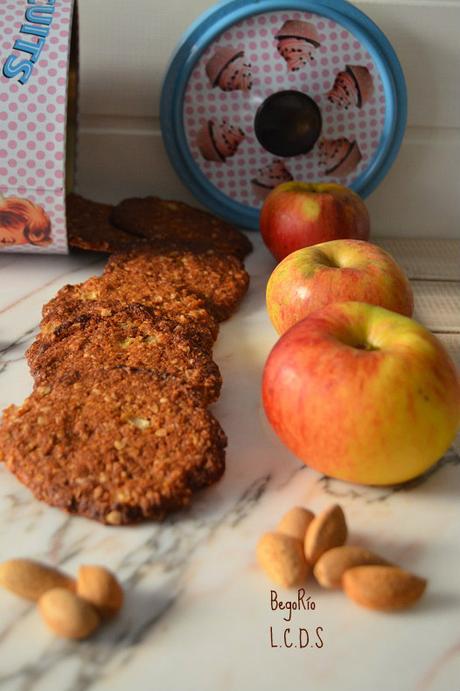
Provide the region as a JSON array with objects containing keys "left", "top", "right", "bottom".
[
  {"left": 342, "top": 566, "right": 427, "bottom": 611},
  {"left": 0, "top": 559, "right": 74, "bottom": 601},
  {"left": 257, "top": 532, "right": 309, "bottom": 588},
  {"left": 38, "top": 588, "right": 101, "bottom": 639},
  {"left": 276, "top": 507, "right": 315, "bottom": 542},
  {"left": 314, "top": 546, "right": 389, "bottom": 589},
  {"left": 77, "top": 565, "right": 124, "bottom": 618},
  {"left": 304, "top": 504, "right": 347, "bottom": 564}
]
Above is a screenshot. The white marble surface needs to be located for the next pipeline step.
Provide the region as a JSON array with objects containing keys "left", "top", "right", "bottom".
[{"left": 0, "top": 237, "right": 459, "bottom": 691}]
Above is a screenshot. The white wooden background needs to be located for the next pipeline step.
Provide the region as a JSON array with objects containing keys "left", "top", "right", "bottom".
[{"left": 76, "top": 0, "right": 460, "bottom": 238}]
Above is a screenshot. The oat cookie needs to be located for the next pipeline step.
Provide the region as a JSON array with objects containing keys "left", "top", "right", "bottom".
[
  {"left": 66, "top": 194, "right": 148, "bottom": 253},
  {"left": 105, "top": 249, "right": 249, "bottom": 321},
  {"left": 110, "top": 196, "right": 252, "bottom": 259},
  {"left": 27, "top": 304, "right": 222, "bottom": 403},
  {"left": 0, "top": 369, "right": 227, "bottom": 524},
  {"left": 40, "top": 274, "right": 219, "bottom": 350}
]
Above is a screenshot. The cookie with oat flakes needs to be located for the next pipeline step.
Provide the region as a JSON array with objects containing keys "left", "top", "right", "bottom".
[
  {"left": 110, "top": 196, "right": 252, "bottom": 259},
  {"left": 40, "top": 274, "right": 219, "bottom": 350},
  {"left": 0, "top": 369, "right": 227, "bottom": 524},
  {"left": 27, "top": 304, "right": 222, "bottom": 403},
  {"left": 67, "top": 194, "right": 150, "bottom": 253},
  {"left": 105, "top": 248, "right": 249, "bottom": 321}
]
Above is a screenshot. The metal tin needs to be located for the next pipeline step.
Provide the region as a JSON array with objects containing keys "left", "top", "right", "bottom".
[{"left": 161, "top": 0, "right": 407, "bottom": 230}]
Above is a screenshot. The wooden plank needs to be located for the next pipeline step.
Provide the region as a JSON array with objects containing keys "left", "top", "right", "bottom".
[
  {"left": 78, "top": 0, "right": 212, "bottom": 119},
  {"left": 76, "top": 123, "right": 460, "bottom": 239},
  {"left": 78, "top": 0, "right": 460, "bottom": 129},
  {"left": 412, "top": 280, "right": 460, "bottom": 333},
  {"left": 76, "top": 125, "right": 198, "bottom": 206},
  {"left": 377, "top": 239, "right": 460, "bottom": 281},
  {"left": 436, "top": 332, "right": 460, "bottom": 454},
  {"left": 437, "top": 333, "right": 460, "bottom": 369},
  {"left": 357, "top": 2, "right": 460, "bottom": 128},
  {"left": 365, "top": 128, "right": 460, "bottom": 240},
  {"left": 442, "top": 330, "right": 460, "bottom": 455}
]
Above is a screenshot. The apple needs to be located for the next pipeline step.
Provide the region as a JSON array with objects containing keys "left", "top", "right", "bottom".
[
  {"left": 266, "top": 239, "right": 414, "bottom": 334},
  {"left": 260, "top": 182, "right": 370, "bottom": 261},
  {"left": 262, "top": 301, "right": 460, "bottom": 485}
]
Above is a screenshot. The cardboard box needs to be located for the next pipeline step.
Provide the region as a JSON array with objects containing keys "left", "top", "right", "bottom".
[{"left": 0, "top": 0, "right": 78, "bottom": 253}]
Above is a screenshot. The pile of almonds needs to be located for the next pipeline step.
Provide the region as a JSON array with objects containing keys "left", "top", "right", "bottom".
[
  {"left": 0, "top": 558, "right": 123, "bottom": 639},
  {"left": 257, "top": 504, "right": 427, "bottom": 611}
]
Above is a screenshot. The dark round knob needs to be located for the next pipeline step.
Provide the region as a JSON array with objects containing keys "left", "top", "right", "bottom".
[{"left": 254, "top": 90, "right": 322, "bottom": 157}]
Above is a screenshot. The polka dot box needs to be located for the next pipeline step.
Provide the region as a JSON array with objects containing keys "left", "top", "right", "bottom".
[{"left": 0, "top": 0, "right": 77, "bottom": 254}]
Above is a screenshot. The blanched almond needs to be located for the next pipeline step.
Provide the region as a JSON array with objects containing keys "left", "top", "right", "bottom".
[
  {"left": 276, "top": 507, "right": 315, "bottom": 542},
  {"left": 38, "top": 588, "right": 101, "bottom": 639},
  {"left": 0, "top": 559, "right": 74, "bottom": 601},
  {"left": 257, "top": 532, "right": 309, "bottom": 588},
  {"left": 342, "top": 566, "right": 427, "bottom": 611},
  {"left": 304, "top": 504, "right": 347, "bottom": 564},
  {"left": 77, "top": 565, "right": 124, "bottom": 618},
  {"left": 314, "top": 546, "right": 389, "bottom": 589}
]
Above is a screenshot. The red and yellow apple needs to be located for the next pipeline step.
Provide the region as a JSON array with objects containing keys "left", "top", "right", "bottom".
[
  {"left": 260, "top": 182, "right": 370, "bottom": 261},
  {"left": 266, "top": 239, "right": 414, "bottom": 334},
  {"left": 263, "top": 301, "right": 460, "bottom": 485}
]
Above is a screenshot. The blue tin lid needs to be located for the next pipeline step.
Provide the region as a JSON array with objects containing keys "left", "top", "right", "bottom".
[{"left": 161, "top": 0, "right": 407, "bottom": 230}]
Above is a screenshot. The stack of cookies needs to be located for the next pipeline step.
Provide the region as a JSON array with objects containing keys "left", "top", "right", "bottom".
[{"left": 0, "top": 195, "right": 252, "bottom": 525}]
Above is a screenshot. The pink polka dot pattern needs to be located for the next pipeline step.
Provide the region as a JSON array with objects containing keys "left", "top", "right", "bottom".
[
  {"left": 184, "top": 10, "right": 385, "bottom": 209},
  {"left": 0, "top": 0, "right": 75, "bottom": 254}
]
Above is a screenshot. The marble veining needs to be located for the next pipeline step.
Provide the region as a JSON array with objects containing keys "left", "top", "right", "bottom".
[
  {"left": 318, "top": 448, "right": 460, "bottom": 504},
  {"left": 0, "top": 236, "right": 459, "bottom": 691}
]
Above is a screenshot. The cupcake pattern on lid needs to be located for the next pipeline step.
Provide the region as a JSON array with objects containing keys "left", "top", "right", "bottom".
[{"left": 184, "top": 10, "right": 386, "bottom": 209}]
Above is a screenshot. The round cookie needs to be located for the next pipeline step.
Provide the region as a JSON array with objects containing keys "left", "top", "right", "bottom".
[
  {"left": 40, "top": 297, "right": 127, "bottom": 342},
  {"left": 110, "top": 196, "right": 253, "bottom": 259},
  {"left": 67, "top": 194, "right": 150, "bottom": 253},
  {"left": 105, "top": 249, "right": 249, "bottom": 321},
  {"left": 28, "top": 304, "right": 222, "bottom": 403},
  {"left": 0, "top": 369, "right": 227, "bottom": 524},
  {"left": 41, "top": 275, "right": 219, "bottom": 351}
]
